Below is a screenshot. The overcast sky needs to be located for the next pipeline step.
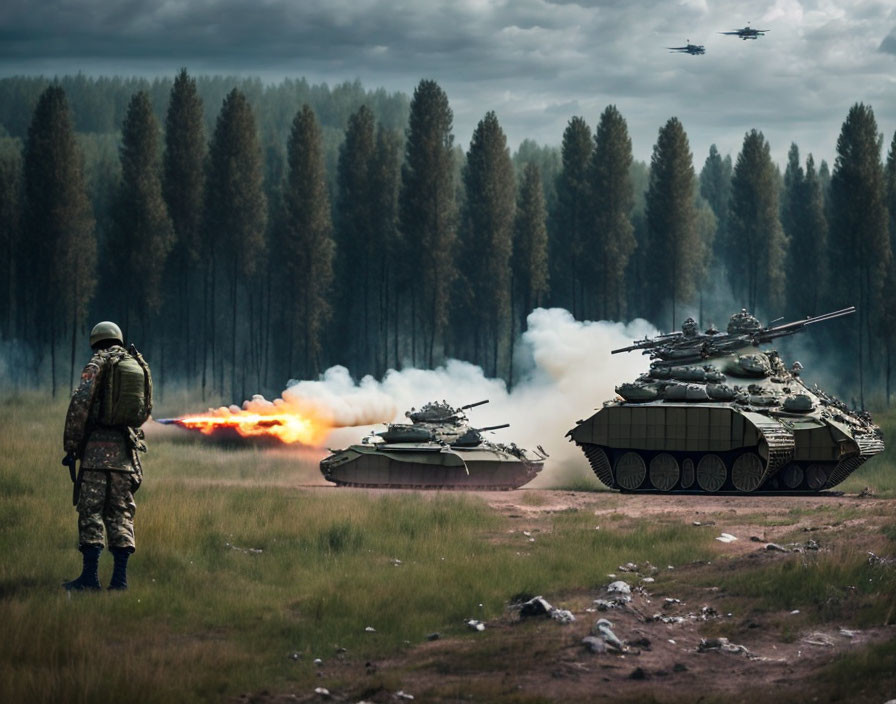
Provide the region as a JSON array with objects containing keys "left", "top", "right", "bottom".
[{"left": 2, "top": 0, "right": 895, "bottom": 167}]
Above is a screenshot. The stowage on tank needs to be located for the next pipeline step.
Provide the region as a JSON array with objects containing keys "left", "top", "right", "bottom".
[
  {"left": 567, "top": 307, "right": 884, "bottom": 493},
  {"left": 321, "top": 400, "right": 547, "bottom": 489}
]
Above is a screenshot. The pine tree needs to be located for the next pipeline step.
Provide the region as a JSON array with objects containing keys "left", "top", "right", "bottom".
[
  {"left": 108, "top": 91, "right": 175, "bottom": 328},
  {"left": 645, "top": 117, "right": 698, "bottom": 329},
  {"left": 512, "top": 162, "right": 549, "bottom": 339},
  {"left": 785, "top": 152, "right": 828, "bottom": 317},
  {"left": 204, "top": 88, "right": 267, "bottom": 397},
  {"left": 457, "top": 111, "right": 516, "bottom": 376},
  {"left": 334, "top": 105, "right": 376, "bottom": 372},
  {"left": 278, "top": 105, "right": 334, "bottom": 378},
  {"left": 829, "top": 103, "right": 890, "bottom": 407},
  {"left": 163, "top": 69, "right": 205, "bottom": 379},
  {"left": 22, "top": 86, "right": 96, "bottom": 395},
  {"left": 399, "top": 79, "right": 457, "bottom": 366},
  {"left": 588, "top": 105, "right": 635, "bottom": 320},
  {"left": 551, "top": 117, "right": 591, "bottom": 317},
  {"left": 0, "top": 146, "right": 21, "bottom": 340},
  {"left": 369, "top": 126, "right": 403, "bottom": 373},
  {"left": 727, "top": 130, "right": 787, "bottom": 313}
]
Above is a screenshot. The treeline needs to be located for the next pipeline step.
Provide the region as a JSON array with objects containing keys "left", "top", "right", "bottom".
[{"left": 1, "top": 72, "right": 894, "bottom": 407}]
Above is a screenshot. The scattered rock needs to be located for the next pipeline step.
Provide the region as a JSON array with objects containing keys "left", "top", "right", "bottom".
[
  {"left": 805, "top": 539, "right": 820, "bottom": 550},
  {"left": 663, "top": 598, "right": 681, "bottom": 608},
  {"left": 466, "top": 619, "right": 485, "bottom": 632},
  {"left": 551, "top": 609, "right": 576, "bottom": 624},
  {"left": 313, "top": 658, "right": 323, "bottom": 666},
  {"left": 607, "top": 581, "right": 632, "bottom": 598},
  {"left": 765, "top": 543, "right": 789, "bottom": 552},
  {"left": 390, "top": 558, "right": 403, "bottom": 566},
  {"left": 629, "top": 666, "right": 648, "bottom": 680},
  {"left": 697, "top": 637, "right": 751, "bottom": 656},
  {"left": 750, "top": 536, "right": 763, "bottom": 542},
  {"left": 716, "top": 533, "right": 737, "bottom": 543},
  {"left": 519, "top": 596, "right": 553, "bottom": 618},
  {"left": 288, "top": 652, "right": 301, "bottom": 661},
  {"left": 839, "top": 627, "right": 857, "bottom": 639},
  {"left": 593, "top": 599, "right": 618, "bottom": 611},
  {"left": 618, "top": 562, "right": 638, "bottom": 572},
  {"left": 641, "top": 577, "right": 655, "bottom": 584},
  {"left": 395, "top": 691, "right": 415, "bottom": 700},
  {"left": 425, "top": 632, "right": 441, "bottom": 641},
  {"left": 868, "top": 552, "right": 896, "bottom": 567},
  {"left": 803, "top": 632, "right": 835, "bottom": 647},
  {"left": 313, "top": 687, "right": 330, "bottom": 698},
  {"left": 673, "top": 663, "right": 688, "bottom": 672},
  {"left": 592, "top": 618, "right": 625, "bottom": 652},
  {"left": 365, "top": 626, "right": 376, "bottom": 633}
]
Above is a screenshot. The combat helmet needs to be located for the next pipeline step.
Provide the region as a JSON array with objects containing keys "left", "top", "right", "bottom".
[{"left": 89, "top": 321, "right": 123, "bottom": 348}]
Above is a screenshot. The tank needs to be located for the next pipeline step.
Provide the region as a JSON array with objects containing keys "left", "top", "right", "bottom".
[
  {"left": 567, "top": 307, "right": 884, "bottom": 493},
  {"left": 321, "top": 400, "right": 547, "bottom": 489}
]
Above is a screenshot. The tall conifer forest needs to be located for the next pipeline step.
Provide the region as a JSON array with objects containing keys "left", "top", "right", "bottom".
[{"left": 1, "top": 73, "right": 895, "bottom": 407}]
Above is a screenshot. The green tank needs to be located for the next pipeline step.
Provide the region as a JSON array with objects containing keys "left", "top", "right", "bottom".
[
  {"left": 321, "top": 400, "right": 547, "bottom": 489},
  {"left": 567, "top": 307, "right": 884, "bottom": 493}
]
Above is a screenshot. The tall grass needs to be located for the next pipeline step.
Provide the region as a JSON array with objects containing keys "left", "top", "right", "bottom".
[{"left": 0, "top": 394, "right": 719, "bottom": 703}]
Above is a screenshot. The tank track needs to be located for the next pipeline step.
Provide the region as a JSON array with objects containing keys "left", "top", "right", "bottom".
[
  {"left": 323, "top": 480, "right": 523, "bottom": 491},
  {"left": 823, "top": 435, "right": 886, "bottom": 489}
]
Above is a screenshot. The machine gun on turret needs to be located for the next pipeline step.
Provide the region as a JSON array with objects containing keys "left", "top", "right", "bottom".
[
  {"left": 406, "top": 399, "right": 490, "bottom": 424},
  {"left": 612, "top": 307, "right": 855, "bottom": 365}
]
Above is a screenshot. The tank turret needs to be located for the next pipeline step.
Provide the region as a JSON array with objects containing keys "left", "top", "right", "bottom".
[{"left": 568, "top": 307, "right": 883, "bottom": 493}]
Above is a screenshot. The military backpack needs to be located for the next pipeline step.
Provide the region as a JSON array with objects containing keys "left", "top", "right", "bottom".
[{"left": 98, "top": 344, "right": 153, "bottom": 428}]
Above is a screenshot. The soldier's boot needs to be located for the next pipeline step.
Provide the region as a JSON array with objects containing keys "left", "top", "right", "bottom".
[
  {"left": 63, "top": 544, "right": 102, "bottom": 591},
  {"left": 108, "top": 546, "right": 134, "bottom": 590}
]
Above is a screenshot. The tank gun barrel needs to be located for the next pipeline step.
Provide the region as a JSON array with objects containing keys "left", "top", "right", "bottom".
[
  {"left": 476, "top": 423, "right": 510, "bottom": 432},
  {"left": 611, "top": 332, "right": 682, "bottom": 355},
  {"left": 756, "top": 306, "right": 855, "bottom": 343},
  {"left": 460, "top": 399, "right": 490, "bottom": 410}
]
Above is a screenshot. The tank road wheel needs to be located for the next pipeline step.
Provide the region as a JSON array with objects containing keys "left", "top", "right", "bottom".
[
  {"left": 681, "top": 458, "right": 695, "bottom": 489},
  {"left": 696, "top": 454, "right": 727, "bottom": 492},
  {"left": 780, "top": 463, "right": 804, "bottom": 490},
  {"left": 615, "top": 452, "right": 647, "bottom": 491},
  {"left": 649, "top": 453, "right": 680, "bottom": 491},
  {"left": 731, "top": 453, "right": 764, "bottom": 493},
  {"left": 805, "top": 464, "right": 828, "bottom": 491}
]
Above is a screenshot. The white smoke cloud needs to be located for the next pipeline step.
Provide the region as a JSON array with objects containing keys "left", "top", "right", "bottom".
[{"left": 311, "top": 307, "right": 658, "bottom": 487}]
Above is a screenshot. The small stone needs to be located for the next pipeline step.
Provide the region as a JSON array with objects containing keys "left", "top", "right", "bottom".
[
  {"left": 627, "top": 636, "right": 651, "bottom": 650},
  {"left": 365, "top": 626, "right": 376, "bottom": 632},
  {"left": 750, "top": 536, "right": 763, "bottom": 542},
  {"left": 313, "top": 687, "right": 330, "bottom": 698},
  {"left": 313, "top": 658, "right": 323, "bottom": 666},
  {"left": 551, "top": 609, "right": 576, "bottom": 624},
  {"left": 641, "top": 577, "right": 655, "bottom": 584},
  {"left": 672, "top": 663, "right": 687, "bottom": 672},
  {"left": 466, "top": 619, "right": 485, "bottom": 631},
  {"left": 519, "top": 596, "right": 553, "bottom": 617},
  {"left": 629, "top": 667, "right": 648, "bottom": 680},
  {"left": 607, "top": 580, "right": 632, "bottom": 597},
  {"left": 593, "top": 599, "right": 616, "bottom": 611},
  {"left": 288, "top": 652, "right": 301, "bottom": 661},
  {"left": 766, "top": 543, "right": 789, "bottom": 552},
  {"left": 395, "top": 691, "right": 415, "bottom": 700},
  {"left": 716, "top": 533, "right": 737, "bottom": 543},
  {"left": 426, "top": 632, "right": 440, "bottom": 641}
]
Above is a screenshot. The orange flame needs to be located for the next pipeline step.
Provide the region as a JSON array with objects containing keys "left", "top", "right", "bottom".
[{"left": 173, "top": 409, "right": 331, "bottom": 446}]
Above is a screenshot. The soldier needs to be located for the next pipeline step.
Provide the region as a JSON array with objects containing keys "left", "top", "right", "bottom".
[{"left": 62, "top": 321, "right": 150, "bottom": 591}]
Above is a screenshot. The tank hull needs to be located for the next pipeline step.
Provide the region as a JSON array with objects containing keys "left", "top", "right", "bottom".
[
  {"left": 568, "top": 403, "right": 883, "bottom": 493},
  {"left": 320, "top": 443, "right": 543, "bottom": 490}
]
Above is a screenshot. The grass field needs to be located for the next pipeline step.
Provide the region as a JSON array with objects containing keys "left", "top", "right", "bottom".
[{"left": 1, "top": 392, "right": 894, "bottom": 703}]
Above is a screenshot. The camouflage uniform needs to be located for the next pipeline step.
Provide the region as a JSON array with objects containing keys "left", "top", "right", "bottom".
[{"left": 64, "top": 346, "right": 142, "bottom": 550}]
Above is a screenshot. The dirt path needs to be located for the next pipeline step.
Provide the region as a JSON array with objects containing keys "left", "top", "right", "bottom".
[{"left": 234, "top": 488, "right": 896, "bottom": 704}]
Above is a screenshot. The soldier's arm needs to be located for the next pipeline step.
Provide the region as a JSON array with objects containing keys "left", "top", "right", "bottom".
[{"left": 63, "top": 354, "right": 104, "bottom": 455}]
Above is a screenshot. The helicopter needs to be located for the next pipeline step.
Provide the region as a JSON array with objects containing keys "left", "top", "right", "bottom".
[
  {"left": 668, "top": 40, "right": 705, "bottom": 55},
  {"left": 720, "top": 24, "right": 769, "bottom": 40}
]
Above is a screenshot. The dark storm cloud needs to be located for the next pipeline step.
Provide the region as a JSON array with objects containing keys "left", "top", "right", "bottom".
[{"left": 1, "top": 1, "right": 895, "bottom": 165}]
